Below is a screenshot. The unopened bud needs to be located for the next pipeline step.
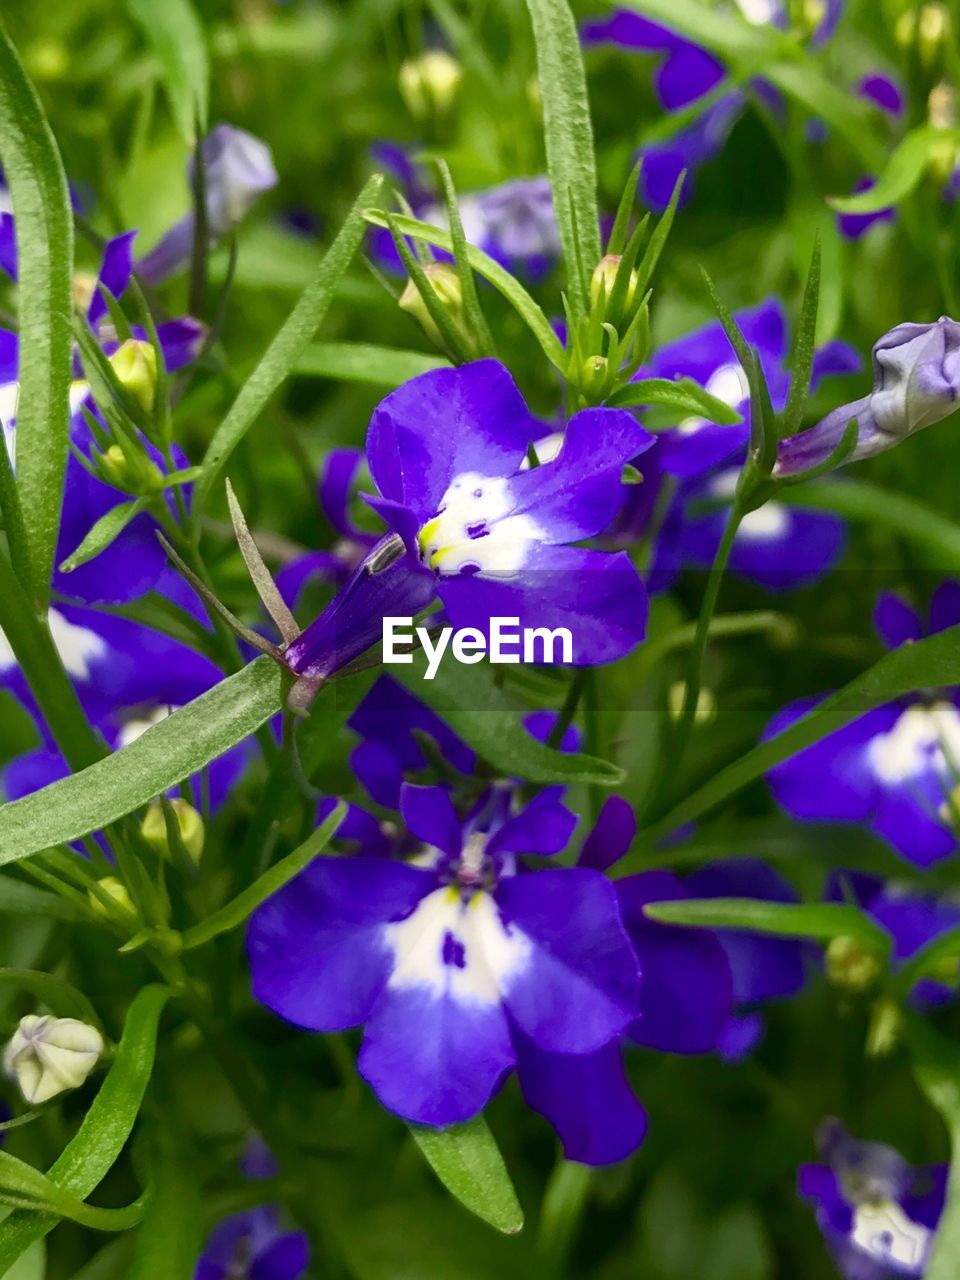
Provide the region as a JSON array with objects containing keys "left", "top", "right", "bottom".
[
  {"left": 88, "top": 876, "right": 136, "bottom": 921},
  {"left": 398, "top": 51, "right": 462, "bottom": 119},
  {"left": 580, "top": 354, "right": 610, "bottom": 400},
  {"left": 866, "top": 997, "right": 903, "bottom": 1057},
  {"left": 72, "top": 272, "right": 98, "bottom": 313},
  {"left": 399, "top": 262, "right": 466, "bottom": 349},
  {"left": 3, "top": 1015, "right": 103, "bottom": 1104},
  {"left": 590, "top": 254, "right": 638, "bottom": 315},
  {"left": 98, "top": 443, "right": 165, "bottom": 496},
  {"left": 25, "top": 38, "right": 69, "bottom": 82},
  {"left": 826, "top": 935, "right": 883, "bottom": 992},
  {"left": 668, "top": 682, "right": 717, "bottom": 726},
  {"left": 109, "top": 339, "right": 157, "bottom": 416},
  {"left": 142, "top": 798, "right": 205, "bottom": 864},
  {"left": 896, "top": 4, "right": 949, "bottom": 62}
]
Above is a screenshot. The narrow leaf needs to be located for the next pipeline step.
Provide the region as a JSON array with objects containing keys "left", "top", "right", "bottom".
[
  {"left": 294, "top": 342, "right": 449, "bottom": 386},
  {"left": 58, "top": 500, "right": 149, "bottom": 575},
  {"left": 127, "top": 1125, "right": 201, "bottom": 1280},
  {"left": 0, "top": 658, "right": 285, "bottom": 860},
  {"left": 127, "top": 0, "right": 209, "bottom": 140},
  {"left": 0, "top": 1153, "right": 143, "bottom": 1231},
  {"left": 524, "top": 0, "right": 601, "bottom": 315},
  {"left": 197, "top": 174, "right": 384, "bottom": 512},
  {"left": 828, "top": 127, "right": 959, "bottom": 213},
  {"left": 609, "top": 376, "right": 741, "bottom": 423},
  {"left": 181, "top": 802, "right": 347, "bottom": 950},
  {"left": 644, "top": 899, "right": 891, "bottom": 951},
  {"left": 0, "top": 18, "right": 74, "bottom": 606},
  {"left": 910, "top": 1020, "right": 960, "bottom": 1280},
  {"left": 782, "top": 235, "right": 821, "bottom": 436},
  {"left": 225, "top": 479, "right": 298, "bottom": 644},
  {"left": 394, "top": 656, "right": 623, "bottom": 786},
  {"left": 0, "top": 985, "right": 168, "bottom": 1269},
  {"left": 409, "top": 1115, "right": 524, "bottom": 1235},
  {"left": 0, "top": 969, "right": 102, "bottom": 1027},
  {"left": 435, "top": 159, "right": 494, "bottom": 356},
  {"left": 0, "top": 878, "right": 84, "bottom": 922}
]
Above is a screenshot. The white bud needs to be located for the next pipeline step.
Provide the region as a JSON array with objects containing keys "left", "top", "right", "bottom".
[{"left": 3, "top": 1014, "right": 104, "bottom": 1104}]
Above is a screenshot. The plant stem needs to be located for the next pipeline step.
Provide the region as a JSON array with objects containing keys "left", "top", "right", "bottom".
[{"left": 653, "top": 500, "right": 744, "bottom": 813}]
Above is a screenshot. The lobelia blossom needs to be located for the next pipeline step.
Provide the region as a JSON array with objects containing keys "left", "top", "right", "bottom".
[
  {"left": 368, "top": 144, "right": 561, "bottom": 282},
  {"left": 777, "top": 317, "right": 960, "bottom": 477},
  {"left": 283, "top": 360, "right": 654, "bottom": 687},
  {"left": 832, "top": 76, "right": 904, "bottom": 242},
  {"left": 799, "top": 1119, "right": 945, "bottom": 1279},
  {"left": 767, "top": 584, "right": 960, "bottom": 868},
  {"left": 3, "top": 1015, "right": 103, "bottom": 1105},
  {"left": 616, "top": 300, "right": 858, "bottom": 590},
  {"left": 196, "top": 1139, "right": 309, "bottom": 1280},
  {"left": 137, "top": 124, "right": 278, "bottom": 285}
]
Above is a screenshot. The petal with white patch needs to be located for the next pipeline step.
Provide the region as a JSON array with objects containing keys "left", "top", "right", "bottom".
[
  {"left": 867, "top": 702, "right": 960, "bottom": 786},
  {"left": 48, "top": 609, "right": 109, "bottom": 682}
]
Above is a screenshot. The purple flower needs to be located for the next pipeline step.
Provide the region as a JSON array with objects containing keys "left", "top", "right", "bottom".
[
  {"left": 767, "top": 584, "right": 960, "bottom": 867},
  {"left": 284, "top": 360, "right": 654, "bottom": 682},
  {"left": 138, "top": 125, "right": 278, "bottom": 285},
  {"left": 248, "top": 782, "right": 642, "bottom": 1136},
  {"left": 197, "top": 1140, "right": 308, "bottom": 1280},
  {"left": 777, "top": 317, "right": 960, "bottom": 476},
  {"left": 582, "top": 11, "right": 724, "bottom": 110},
  {"left": 799, "top": 1119, "right": 945, "bottom": 1279}
]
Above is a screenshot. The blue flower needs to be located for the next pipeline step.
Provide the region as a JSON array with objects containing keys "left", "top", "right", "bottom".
[
  {"left": 767, "top": 583, "right": 960, "bottom": 867},
  {"left": 799, "top": 1119, "right": 945, "bottom": 1279},
  {"left": 138, "top": 124, "right": 277, "bottom": 285},
  {"left": 284, "top": 360, "right": 654, "bottom": 683}
]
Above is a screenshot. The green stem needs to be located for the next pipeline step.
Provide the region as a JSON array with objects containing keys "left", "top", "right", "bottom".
[
  {"left": 654, "top": 499, "right": 745, "bottom": 812},
  {"left": 0, "top": 547, "right": 105, "bottom": 772}
]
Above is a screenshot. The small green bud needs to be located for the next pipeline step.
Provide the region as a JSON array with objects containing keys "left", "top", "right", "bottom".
[
  {"left": 895, "top": 4, "right": 949, "bottom": 62},
  {"left": 142, "top": 798, "right": 205, "bottom": 865},
  {"left": 109, "top": 339, "right": 158, "bottom": 416},
  {"left": 72, "top": 272, "right": 98, "bottom": 313},
  {"left": 825, "top": 935, "right": 883, "bottom": 993},
  {"left": 398, "top": 51, "right": 462, "bottom": 119},
  {"left": 399, "top": 262, "right": 466, "bottom": 350},
  {"left": 668, "top": 682, "right": 717, "bottom": 726},
  {"left": 98, "top": 443, "right": 165, "bottom": 496},
  {"left": 579, "top": 354, "right": 610, "bottom": 400},
  {"left": 590, "top": 254, "right": 638, "bottom": 314},
  {"left": 25, "top": 38, "right": 69, "bottom": 81},
  {"left": 866, "top": 997, "right": 903, "bottom": 1057},
  {"left": 88, "top": 876, "right": 136, "bottom": 921}
]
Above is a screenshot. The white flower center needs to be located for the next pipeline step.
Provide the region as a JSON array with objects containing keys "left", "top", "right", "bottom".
[
  {"left": 735, "top": 0, "right": 780, "bottom": 24},
  {"left": 117, "top": 704, "right": 179, "bottom": 748},
  {"left": 384, "top": 887, "right": 531, "bottom": 1006},
  {"left": 417, "top": 471, "right": 543, "bottom": 575},
  {"left": 852, "top": 1200, "right": 931, "bottom": 1270},
  {"left": 868, "top": 702, "right": 960, "bottom": 785}
]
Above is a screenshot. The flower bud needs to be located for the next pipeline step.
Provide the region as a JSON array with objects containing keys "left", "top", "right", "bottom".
[
  {"left": 579, "top": 354, "right": 610, "bottom": 400},
  {"left": 866, "top": 997, "right": 903, "bottom": 1057},
  {"left": 399, "top": 262, "right": 466, "bottom": 350},
  {"left": 3, "top": 1015, "right": 103, "bottom": 1104},
  {"left": 88, "top": 876, "right": 136, "bottom": 921},
  {"left": 199, "top": 125, "right": 279, "bottom": 234},
  {"left": 142, "top": 798, "right": 205, "bottom": 864},
  {"left": 98, "top": 444, "right": 165, "bottom": 496},
  {"left": 668, "top": 682, "right": 716, "bottom": 725},
  {"left": 398, "top": 51, "right": 462, "bottom": 119},
  {"left": 25, "top": 38, "right": 68, "bottom": 82},
  {"left": 777, "top": 315, "right": 960, "bottom": 476},
  {"left": 109, "top": 339, "right": 157, "bottom": 416},
  {"left": 590, "top": 254, "right": 638, "bottom": 314},
  {"left": 825, "top": 935, "right": 883, "bottom": 992},
  {"left": 896, "top": 4, "right": 949, "bottom": 63}
]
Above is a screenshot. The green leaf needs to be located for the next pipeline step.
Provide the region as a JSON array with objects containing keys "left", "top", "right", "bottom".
[
  {"left": 910, "top": 1020, "right": 960, "bottom": 1280},
  {"left": 0, "top": 969, "right": 102, "bottom": 1027},
  {"left": 362, "top": 211, "right": 566, "bottom": 371},
  {"left": 58, "top": 499, "right": 150, "bottom": 575},
  {"left": 828, "top": 127, "right": 960, "bottom": 213},
  {"left": 894, "top": 925, "right": 960, "bottom": 998},
  {"left": 0, "top": 657, "right": 284, "bottom": 861},
  {"left": 524, "top": 0, "right": 600, "bottom": 316},
  {"left": 394, "top": 656, "right": 623, "bottom": 786},
  {"left": 644, "top": 899, "right": 891, "bottom": 952},
  {"left": 782, "top": 479, "right": 960, "bottom": 570},
  {"left": 0, "top": 1152, "right": 143, "bottom": 1231},
  {"left": 435, "top": 159, "right": 495, "bottom": 357},
  {"left": 127, "top": 0, "right": 209, "bottom": 140},
  {"left": 0, "top": 985, "right": 168, "bottom": 1270},
  {"left": 0, "top": 18, "right": 74, "bottom": 607},
  {"left": 181, "top": 801, "right": 347, "bottom": 950},
  {"left": 608, "top": 376, "right": 741, "bottom": 424},
  {"left": 781, "top": 236, "right": 821, "bottom": 437},
  {"left": 127, "top": 1125, "right": 201, "bottom": 1280},
  {"left": 294, "top": 342, "right": 450, "bottom": 386},
  {"left": 409, "top": 1115, "right": 524, "bottom": 1235},
  {"left": 627, "top": 619, "right": 960, "bottom": 863},
  {"left": 0, "top": 878, "right": 84, "bottom": 922},
  {"left": 196, "top": 174, "right": 384, "bottom": 512}
]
